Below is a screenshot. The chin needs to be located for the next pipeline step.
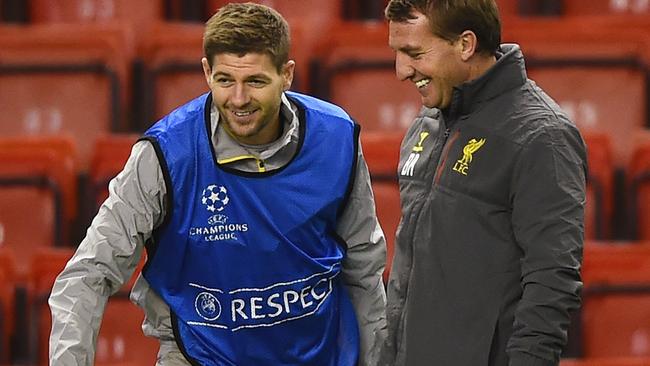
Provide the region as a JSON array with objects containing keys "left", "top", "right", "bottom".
[
  {"left": 421, "top": 100, "right": 438, "bottom": 109},
  {"left": 232, "top": 129, "right": 256, "bottom": 139},
  {"left": 419, "top": 94, "right": 434, "bottom": 108}
]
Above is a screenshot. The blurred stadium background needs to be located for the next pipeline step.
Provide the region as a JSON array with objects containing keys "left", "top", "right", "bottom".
[{"left": 0, "top": 0, "right": 649, "bottom": 365}]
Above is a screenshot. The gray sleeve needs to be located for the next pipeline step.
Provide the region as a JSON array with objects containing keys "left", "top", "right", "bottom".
[
  {"left": 48, "top": 140, "right": 166, "bottom": 366},
  {"left": 336, "top": 141, "right": 388, "bottom": 366},
  {"left": 507, "top": 126, "right": 586, "bottom": 366}
]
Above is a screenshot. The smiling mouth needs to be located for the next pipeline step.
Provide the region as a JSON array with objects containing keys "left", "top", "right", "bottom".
[
  {"left": 232, "top": 110, "right": 255, "bottom": 117},
  {"left": 415, "top": 78, "right": 431, "bottom": 89}
]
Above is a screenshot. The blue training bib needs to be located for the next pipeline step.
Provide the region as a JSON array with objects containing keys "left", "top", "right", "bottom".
[{"left": 142, "top": 91, "right": 360, "bottom": 366}]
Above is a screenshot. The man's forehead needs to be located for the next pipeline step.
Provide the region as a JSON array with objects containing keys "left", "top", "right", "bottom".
[
  {"left": 211, "top": 53, "right": 273, "bottom": 68},
  {"left": 389, "top": 26, "right": 425, "bottom": 50}
]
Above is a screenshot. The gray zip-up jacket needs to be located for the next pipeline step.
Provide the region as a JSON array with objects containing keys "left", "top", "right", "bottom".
[
  {"left": 380, "top": 44, "right": 586, "bottom": 366},
  {"left": 49, "top": 94, "right": 387, "bottom": 365}
]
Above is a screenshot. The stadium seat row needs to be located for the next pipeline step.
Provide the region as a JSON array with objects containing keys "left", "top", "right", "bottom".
[
  {"left": 0, "top": 0, "right": 394, "bottom": 24},
  {"left": 0, "top": 247, "right": 156, "bottom": 365},
  {"left": 0, "top": 10, "right": 648, "bottom": 162},
  {"left": 0, "top": 129, "right": 649, "bottom": 279},
  {"left": 3, "top": 0, "right": 650, "bottom": 24},
  {"left": 4, "top": 241, "right": 650, "bottom": 364}
]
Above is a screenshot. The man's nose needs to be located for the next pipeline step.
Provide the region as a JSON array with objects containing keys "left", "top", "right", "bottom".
[
  {"left": 395, "top": 53, "right": 415, "bottom": 82},
  {"left": 230, "top": 83, "right": 250, "bottom": 107}
]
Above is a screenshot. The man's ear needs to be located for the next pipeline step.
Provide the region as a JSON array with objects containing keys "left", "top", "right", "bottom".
[
  {"left": 201, "top": 57, "right": 212, "bottom": 86},
  {"left": 282, "top": 60, "right": 296, "bottom": 91},
  {"left": 458, "top": 30, "right": 478, "bottom": 62}
]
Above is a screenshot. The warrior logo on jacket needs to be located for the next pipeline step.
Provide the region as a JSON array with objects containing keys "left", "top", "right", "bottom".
[{"left": 401, "top": 131, "right": 430, "bottom": 177}]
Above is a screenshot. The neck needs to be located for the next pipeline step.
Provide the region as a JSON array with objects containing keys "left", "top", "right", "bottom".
[{"left": 467, "top": 54, "right": 497, "bottom": 82}]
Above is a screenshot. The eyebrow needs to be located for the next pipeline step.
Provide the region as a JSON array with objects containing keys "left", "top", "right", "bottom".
[
  {"left": 398, "top": 45, "right": 422, "bottom": 53},
  {"left": 212, "top": 71, "right": 272, "bottom": 81}
]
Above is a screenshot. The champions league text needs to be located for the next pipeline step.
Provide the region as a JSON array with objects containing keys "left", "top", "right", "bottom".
[{"left": 189, "top": 223, "right": 249, "bottom": 242}]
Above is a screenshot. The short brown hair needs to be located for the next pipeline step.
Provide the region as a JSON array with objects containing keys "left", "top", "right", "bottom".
[
  {"left": 385, "top": 0, "right": 501, "bottom": 55},
  {"left": 203, "top": 2, "right": 290, "bottom": 72}
]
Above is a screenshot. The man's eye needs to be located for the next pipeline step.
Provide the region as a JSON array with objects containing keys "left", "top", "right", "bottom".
[
  {"left": 248, "top": 80, "right": 266, "bottom": 87},
  {"left": 216, "top": 78, "right": 233, "bottom": 85}
]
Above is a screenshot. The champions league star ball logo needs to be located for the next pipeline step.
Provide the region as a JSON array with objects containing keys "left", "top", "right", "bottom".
[
  {"left": 201, "top": 184, "right": 229, "bottom": 212},
  {"left": 195, "top": 292, "right": 222, "bottom": 321}
]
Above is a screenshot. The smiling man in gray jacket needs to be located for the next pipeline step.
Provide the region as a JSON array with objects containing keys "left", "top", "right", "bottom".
[{"left": 380, "top": 1, "right": 586, "bottom": 365}]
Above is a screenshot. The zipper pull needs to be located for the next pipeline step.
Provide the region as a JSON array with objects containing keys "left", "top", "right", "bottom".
[
  {"left": 443, "top": 128, "right": 451, "bottom": 138},
  {"left": 257, "top": 159, "right": 266, "bottom": 173}
]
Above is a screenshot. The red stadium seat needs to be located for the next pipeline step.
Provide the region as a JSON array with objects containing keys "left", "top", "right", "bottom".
[
  {"left": 341, "top": 0, "right": 387, "bottom": 20},
  {"left": 0, "top": 249, "right": 15, "bottom": 363},
  {"left": 628, "top": 133, "right": 650, "bottom": 240},
  {"left": 495, "top": 0, "right": 519, "bottom": 16},
  {"left": 29, "top": 0, "right": 163, "bottom": 25},
  {"left": 83, "top": 133, "right": 138, "bottom": 232},
  {"left": 89, "top": 134, "right": 139, "bottom": 208},
  {"left": 207, "top": 0, "right": 342, "bottom": 28},
  {"left": 580, "top": 242, "right": 650, "bottom": 357},
  {"left": 583, "top": 133, "right": 615, "bottom": 240},
  {"left": 93, "top": 294, "right": 159, "bottom": 365},
  {"left": 562, "top": 0, "right": 650, "bottom": 16},
  {"left": 28, "top": 248, "right": 156, "bottom": 365},
  {"left": 561, "top": 357, "right": 650, "bottom": 366},
  {"left": 362, "top": 132, "right": 402, "bottom": 281},
  {"left": 311, "top": 22, "right": 421, "bottom": 133},
  {"left": 0, "top": 23, "right": 134, "bottom": 169},
  {"left": 138, "top": 23, "right": 207, "bottom": 127},
  {"left": 0, "top": 137, "right": 77, "bottom": 274},
  {"left": 502, "top": 22, "right": 650, "bottom": 167},
  {"left": 372, "top": 182, "right": 400, "bottom": 283},
  {"left": 362, "top": 132, "right": 402, "bottom": 177},
  {"left": 25, "top": 247, "right": 75, "bottom": 365}
]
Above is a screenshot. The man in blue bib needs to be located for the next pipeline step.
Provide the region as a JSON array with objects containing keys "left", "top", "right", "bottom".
[{"left": 49, "top": 3, "right": 387, "bottom": 365}]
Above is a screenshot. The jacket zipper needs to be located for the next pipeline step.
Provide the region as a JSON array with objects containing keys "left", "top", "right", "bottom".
[
  {"left": 434, "top": 129, "right": 460, "bottom": 184},
  {"left": 257, "top": 159, "right": 266, "bottom": 172},
  {"left": 395, "top": 128, "right": 458, "bottom": 360}
]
